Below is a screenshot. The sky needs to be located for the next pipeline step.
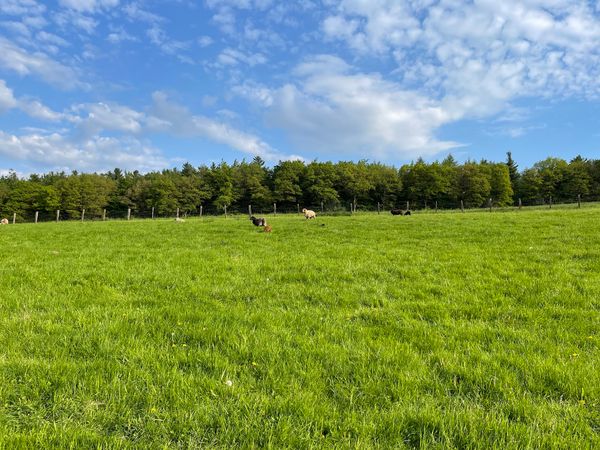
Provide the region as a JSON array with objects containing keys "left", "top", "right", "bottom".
[{"left": 0, "top": 0, "right": 599, "bottom": 176}]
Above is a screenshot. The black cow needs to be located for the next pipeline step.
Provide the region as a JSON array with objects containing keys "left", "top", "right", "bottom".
[
  {"left": 390, "top": 209, "right": 403, "bottom": 215},
  {"left": 250, "top": 216, "right": 267, "bottom": 226}
]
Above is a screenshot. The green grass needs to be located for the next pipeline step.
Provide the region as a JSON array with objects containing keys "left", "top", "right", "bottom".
[{"left": 0, "top": 208, "right": 598, "bottom": 448}]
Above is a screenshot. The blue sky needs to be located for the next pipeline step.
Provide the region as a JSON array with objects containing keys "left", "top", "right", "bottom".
[{"left": 0, "top": 0, "right": 599, "bottom": 175}]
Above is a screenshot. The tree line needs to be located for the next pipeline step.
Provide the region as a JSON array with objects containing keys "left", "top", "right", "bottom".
[{"left": 1, "top": 153, "right": 599, "bottom": 220}]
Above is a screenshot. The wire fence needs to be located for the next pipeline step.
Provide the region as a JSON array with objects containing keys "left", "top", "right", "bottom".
[{"left": 0, "top": 196, "right": 596, "bottom": 225}]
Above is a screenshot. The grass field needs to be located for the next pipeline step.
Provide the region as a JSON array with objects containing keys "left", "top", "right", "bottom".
[{"left": 0, "top": 208, "right": 598, "bottom": 448}]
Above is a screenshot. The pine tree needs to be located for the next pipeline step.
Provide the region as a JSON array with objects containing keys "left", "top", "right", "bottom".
[{"left": 506, "top": 152, "right": 519, "bottom": 183}]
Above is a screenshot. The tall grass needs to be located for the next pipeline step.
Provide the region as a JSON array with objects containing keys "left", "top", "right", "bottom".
[{"left": 0, "top": 208, "right": 598, "bottom": 447}]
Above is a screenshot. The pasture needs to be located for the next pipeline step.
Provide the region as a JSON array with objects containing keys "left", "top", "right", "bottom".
[{"left": 0, "top": 208, "right": 598, "bottom": 448}]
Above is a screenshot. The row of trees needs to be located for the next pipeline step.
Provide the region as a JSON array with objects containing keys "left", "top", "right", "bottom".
[{"left": 1, "top": 154, "right": 599, "bottom": 220}]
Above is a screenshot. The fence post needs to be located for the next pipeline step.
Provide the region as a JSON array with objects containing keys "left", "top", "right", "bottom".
[
  {"left": 200, "top": 205, "right": 203, "bottom": 217},
  {"left": 224, "top": 205, "right": 228, "bottom": 218},
  {"left": 176, "top": 208, "right": 180, "bottom": 219},
  {"left": 460, "top": 200, "right": 464, "bottom": 212},
  {"left": 56, "top": 210, "right": 60, "bottom": 222},
  {"left": 578, "top": 194, "right": 581, "bottom": 208},
  {"left": 248, "top": 205, "right": 252, "bottom": 217},
  {"left": 152, "top": 207, "right": 155, "bottom": 219},
  {"left": 350, "top": 203, "right": 353, "bottom": 214},
  {"left": 549, "top": 197, "right": 552, "bottom": 209},
  {"left": 489, "top": 198, "right": 492, "bottom": 212},
  {"left": 435, "top": 201, "right": 438, "bottom": 213},
  {"left": 297, "top": 203, "right": 300, "bottom": 215},
  {"left": 127, "top": 208, "right": 131, "bottom": 220},
  {"left": 81, "top": 209, "right": 85, "bottom": 222},
  {"left": 321, "top": 201, "right": 324, "bottom": 213},
  {"left": 12, "top": 213, "right": 16, "bottom": 224},
  {"left": 406, "top": 201, "right": 410, "bottom": 211},
  {"left": 518, "top": 198, "right": 522, "bottom": 210},
  {"left": 103, "top": 209, "right": 106, "bottom": 221},
  {"left": 273, "top": 203, "right": 277, "bottom": 215},
  {"left": 377, "top": 202, "right": 380, "bottom": 214},
  {"left": 35, "top": 211, "right": 39, "bottom": 223}
]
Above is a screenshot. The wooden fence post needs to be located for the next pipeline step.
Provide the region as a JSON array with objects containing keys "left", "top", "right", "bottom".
[
  {"left": 152, "top": 207, "right": 155, "bottom": 219},
  {"left": 56, "top": 210, "right": 60, "bottom": 222},
  {"left": 518, "top": 198, "right": 522, "bottom": 210},
  {"left": 12, "top": 213, "right": 16, "bottom": 224},
  {"left": 377, "top": 202, "right": 380, "bottom": 214},
  {"left": 200, "top": 205, "right": 203, "bottom": 217},
  {"left": 321, "top": 201, "right": 324, "bottom": 213},
  {"left": 224, "top": 205, "right": 228, "bottom": 218},
  {"left": 35, "top": 211, "right": 39, "bottom": 223},
  {"left": 297, "top": 203, "right": 300, "bottom": 215},
  {"left": 435, "top": 201, "right": 438, "bottom": 213},
  {"left": 578, "top": 194, "right": 581, "bottom": 208},
  {"left": 127, "top": 208, "right": 131, "bottom": 220},
  {"left": 248, "top": 205, "right": 252, "bottom": 217},
  {"left": 406, "top": 201, "right": 410, "bottom": 211},
  {"left": 549, "top": 197, "right": 552, "bottom": 209},
  {"left": 81, "top": 209, "right": 85, "bottom": 222},
  {"left": 103, "top": 209, "right": 106, "bottom": 221},
  {"left": 176, "top": 208, "right": 180, "bottom": 219},
  {"left": 460, "top": 200, "right": 464, "bottom": 212},
  {"left": 273, "top": 203, "right": 277, "bottom": 215},
  {"left": 489, "top": 198, "right": 492, "bottom": 212},
  {"left": 350, "top": 203, "right": 353, "bottom": 214}
]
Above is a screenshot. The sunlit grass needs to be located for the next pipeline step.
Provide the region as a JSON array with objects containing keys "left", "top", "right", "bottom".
[{"left": 0, "top": 208, "right": 598, "bottom": 447}]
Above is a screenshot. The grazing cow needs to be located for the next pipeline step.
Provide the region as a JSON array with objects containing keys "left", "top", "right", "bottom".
[
  {"left": 390, "top": 209, "right": 403, "bottom": 215},
  {"left": 403, "top": 210, "right": 411, "bottom": 216},
  {"left": 0, "top": 218, "right": 8, "bottom": 225},
  {"left": 302, "top": 208, "right": 316, "bottom": 219},
  {"left": 250, "top": 216, "right": 267, "bottom": 226}
]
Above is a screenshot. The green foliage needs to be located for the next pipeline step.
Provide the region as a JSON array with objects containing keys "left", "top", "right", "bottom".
[
  {"left": 272, "top": 160, "right": 305, "bottom": 205},
  {"left": 1, "top": 155, "right": 599, "bottom": 218},
  {"left": 456, "top": 162, "right": 491, "bottom": 207}
]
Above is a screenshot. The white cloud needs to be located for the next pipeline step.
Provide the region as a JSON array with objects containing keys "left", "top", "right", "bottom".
[
  {"left": 0, "top": 80, "right": 18, "bottom": 112},
  {"left": 106, "top": 28, "right": 138, "bottom": 44},
  {"left": 0, "top": 130, "right": 167, "bottom": 172},
  {"left": 53, "top": 10, "right": 97, "bottom": 33},
  {"left": 149, "top": 92, "right": 301, "bottom": 161},
  {"left": 36, "top": 31, "right": 70, "bottom": 47},
  {"left": 310, "top": 0, "right": 600, "bottom": 154},
  {"left": 0, "top": 0, "right": 46, "bottom": 16},
  {"left": 264, "top": 56, "right": 458, "bottom": 158},
  {"left": 198, "top": 35, "right": 214, "bottom": 47},
  {"left": 0, "top": 37, "right": 85, "bottom": 90},
  {"left": 324, "top": 0, "right": 600, "bottom": 105},
  {"left": 0, "top": 79, "right": 68, "bottom": 120},
  {"left": 58, "top": 0, "right": 119, "bottom": 13},
  {"left": 216, "top": 48, "right": 267, "bottom": 67},
  {"left": 18, "top": 99, "right": 65, "bottom": 121},
  {"left": 122, "top": 1, "right": 163, "bottom": 23},
  {"left": 71, "top": 102, "right": 145, "bottom": 135},
  {"left": 146, "top": 25, "right": 191, "bottom": 58}
]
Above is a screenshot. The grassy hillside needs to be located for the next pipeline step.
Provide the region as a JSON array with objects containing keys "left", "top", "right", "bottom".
[{"left": 0, "top": 209, "right": 598, "bottom": 448}]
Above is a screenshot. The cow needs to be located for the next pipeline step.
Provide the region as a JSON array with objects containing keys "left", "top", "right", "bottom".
[{"left": 250, "top": 216, "right": 267, "bottom": 226}]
